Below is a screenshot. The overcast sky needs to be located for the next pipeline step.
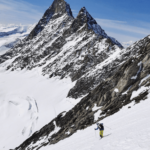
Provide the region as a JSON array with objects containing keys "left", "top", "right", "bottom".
[{"left": 0, "top": 0, "right": 150, "bottom": 45}]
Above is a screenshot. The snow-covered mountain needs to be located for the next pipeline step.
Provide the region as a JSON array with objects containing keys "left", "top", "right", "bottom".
[
  {"left": 0, "top": 24, "right": 35, "bottom": 55},
  {"left": 0, "top": 0, "right": 150, "bottom": 150},
  {"left": 12, "top": 31, "right": 150, "bottom": 150},
  {"left": 0, "top": 0, "right": 123, "bottom": 100}
]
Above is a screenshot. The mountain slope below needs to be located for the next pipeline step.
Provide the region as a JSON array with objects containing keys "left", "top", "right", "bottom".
[
  {"left": 13, "top": 34, "right": 150, "bottom": 150},
  {"left": 40, "top": 97, "right": 150, "bottom": 150}
]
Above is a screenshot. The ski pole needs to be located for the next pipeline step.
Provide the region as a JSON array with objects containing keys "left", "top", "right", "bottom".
[{"left": 105, "top": 125, "right": 111, "bottom": 130}]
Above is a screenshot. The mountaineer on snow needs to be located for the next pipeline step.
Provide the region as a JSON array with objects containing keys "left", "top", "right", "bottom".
[{"left": 95, "top": 123, "right": 104, "bottom": 138}]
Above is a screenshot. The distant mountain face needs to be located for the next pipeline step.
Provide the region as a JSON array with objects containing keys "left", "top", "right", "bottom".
[{"left": 0, "top": 24, "right": 34, "bottom": 55}]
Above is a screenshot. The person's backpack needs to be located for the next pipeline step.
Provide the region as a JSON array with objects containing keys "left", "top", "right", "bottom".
[{"left": 98, "top": 124, "right": 104, "bottom": 130}]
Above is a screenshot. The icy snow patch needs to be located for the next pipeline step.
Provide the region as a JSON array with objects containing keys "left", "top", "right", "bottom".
[
  {"left": 48, "top": 121, "right": 61, "bottom": 138},
  {"left": 114, "top": 88, "right": 119, "bottom": 93},
  {"left": 122, "top": 86, "right": 132, "bottom": 95},
  {"left": 131, "top": 61, "right": 142, "bottom": 80},
  {"left": 92, "top": 104, "right": 102, "bottom": 121},
  {"left": 86, "top": 106, "right": 89, "bottom": 110},
  {"left": 94, "top": 109, "right": 102, "bottom": 121},
  {"left": 65, "top": 131, "right": 70, "bottom": 135},
  {"left": 92, "top": 104, "right": 101, "bottom": 111},
  {"left": 130, "top": 86, "right": 148, "bottom": 100},
  {"left": 139, "top": 74, "right": 150, "bottom": 85},
  {"left": 61, "top": 112, "right": 67, "bottom": 118},
  {"left": 28, "top": 135, "right": 48, "bottom": 149}
]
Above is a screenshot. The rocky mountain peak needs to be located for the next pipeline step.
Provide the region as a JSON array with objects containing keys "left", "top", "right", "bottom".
[
  {"left": 72, "top": 7, "right": 109, "bottom": 40},
  {"left": 27, "top": 0, "right": 73, "bottom": 40},
  {"left": 78, "top": 7, "right": 97, "bottom": 25},
  {"left": 49, "top": 0, "right": 73, "bottom": 17},
  {"left": 69, "top": 7, "right": 123, "bottom": 48}
]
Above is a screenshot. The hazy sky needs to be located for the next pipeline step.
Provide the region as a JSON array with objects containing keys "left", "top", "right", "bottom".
[{"left": 0, "top": 0, "right": 150, "bottom": 44}]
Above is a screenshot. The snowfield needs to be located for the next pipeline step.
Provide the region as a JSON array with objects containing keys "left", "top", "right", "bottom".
[
  {"left": 41, "top": 96, "right": 150, "bottom": 150},
  {"left": 0, "top": 66, "right": 81, "bottom": 150}
]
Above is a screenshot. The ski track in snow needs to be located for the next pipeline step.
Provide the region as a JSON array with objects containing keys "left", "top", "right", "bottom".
[
  {"left": 41, "top": 98, "right": 150, "bottom": 150},
  {"left": 0, "top": 93, "right": 39, "bottom": 148}
]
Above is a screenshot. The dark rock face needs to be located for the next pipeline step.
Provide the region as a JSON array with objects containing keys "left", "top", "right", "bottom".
[
  {"left": 71, "top": 7, "right": 101, "bottom": 33},
  {"left": 74, "top": 7, "right": 106, "bottom": 37},
  {"left": 68, "top": 36, "right": 150, "bottom": 98}
]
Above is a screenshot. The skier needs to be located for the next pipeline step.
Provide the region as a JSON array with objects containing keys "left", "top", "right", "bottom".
[{"left": 95, "top": 123, "right": 104, "bottom": 138}]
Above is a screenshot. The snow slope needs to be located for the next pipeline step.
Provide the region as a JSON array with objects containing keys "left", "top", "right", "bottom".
[
  {"left": 40, "top": 95, "right": 150, "bottom": 150},
  {"left": 0, "top": 65, "right": 81, "bottom": 150},
  {"left": 0, "top": 24, "right": 34, "bottom": 55}
]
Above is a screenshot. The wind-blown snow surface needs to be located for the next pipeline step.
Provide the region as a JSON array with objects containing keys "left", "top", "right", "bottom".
[
  {"left": 0, "top": 24, "right": 34, "bottom": 55},
  {"left": 40, "top": 97, "right": 150, "bottom": 150},
  {"left": 0, "top": 65, "right": 81, "bottom": 150}
]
